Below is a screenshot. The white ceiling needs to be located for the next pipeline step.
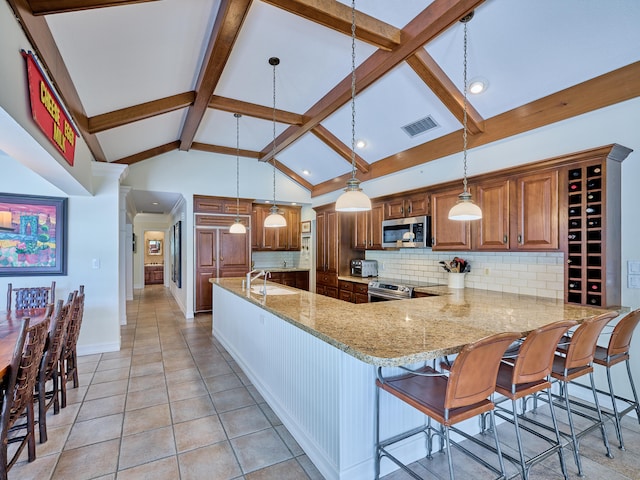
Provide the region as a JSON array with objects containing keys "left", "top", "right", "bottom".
[{"left": 21, "top": 0, "right": 640, "bottom": 213}]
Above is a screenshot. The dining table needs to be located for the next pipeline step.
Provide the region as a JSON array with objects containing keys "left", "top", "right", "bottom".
[{"left": 0, "top": 308, "right": 49, "bottom": 379}]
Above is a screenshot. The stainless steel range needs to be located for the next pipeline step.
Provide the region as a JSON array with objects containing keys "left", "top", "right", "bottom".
[{"left": 367, "top": 281, "right": 414, "bottom": 302}]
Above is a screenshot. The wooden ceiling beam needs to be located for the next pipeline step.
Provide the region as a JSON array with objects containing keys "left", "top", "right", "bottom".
[
  {"left": 26, "top": 0, "right": 158, "bottom": 15},
  {"left": 262, "top": 0, "right": 401, "bottom": 50},
  {"left": 310, "top": 125, "right": 369, "bottom": 173},
  {"left": 192, "top": 142, "right": 261, "bottom": 159},
  {"left": 209, "top": 95, "right": 305, "bottom": 125},
  {"left": 259, "top": 0, "right": 485, "bottom": 164},
  {"left": 7, "top": 0, "right": 107, "bottom": 161},
  {"left": 88, "top": 92, "right": 195, "bottom": 134},
  {"left": 406, "top": 49, "right": 484, "bottom": 134},
  {"left": 273, "top": 159, "right": 314, "bottom": 191},
  {"left": 311, "top": 61, "right": 640, "bottom": 197},
  {"left": 178, "top": 0, "right": 253, "bottom": 151},
  {"left": 113, "top": 141, "right": 179, "bottom": 165}
]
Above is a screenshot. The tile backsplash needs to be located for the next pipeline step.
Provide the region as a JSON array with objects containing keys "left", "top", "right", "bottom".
[
  {"left": 252, "top": 250, "right": 309, "bottom": 269},
  {"left": 365, "top": 249, "right": 565, "bottom": 300}
]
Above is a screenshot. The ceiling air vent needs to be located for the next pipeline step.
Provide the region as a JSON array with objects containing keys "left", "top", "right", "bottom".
[{"left": 401, "top": 115, "right": 439, "bottom": 138}]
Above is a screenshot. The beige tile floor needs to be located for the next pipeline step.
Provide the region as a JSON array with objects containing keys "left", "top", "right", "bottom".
[{"left": 8, "top": 284, "right": 640, "bottom": 479}]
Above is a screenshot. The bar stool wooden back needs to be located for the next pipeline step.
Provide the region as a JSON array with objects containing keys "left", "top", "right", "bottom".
[
  {"left": 375, "top": 331, "right": 521, "bottom": 480},
  {"left": 0, "top": 311, "right": 51, "bottom": 478},
  {"left": 494, "top": 320, "right": 577, "bottom": 480}
]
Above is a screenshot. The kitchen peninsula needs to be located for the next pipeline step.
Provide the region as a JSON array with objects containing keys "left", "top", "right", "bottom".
[{"left": 211, "top": 278, "right": 615, "bottom": 480}]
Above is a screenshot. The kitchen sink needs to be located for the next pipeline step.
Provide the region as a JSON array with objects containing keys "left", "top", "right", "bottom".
[{"left": 251, "top": 285, "right": 298, "bottom": 295}]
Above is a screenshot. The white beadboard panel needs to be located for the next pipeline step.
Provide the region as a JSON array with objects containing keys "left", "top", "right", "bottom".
[{"left": 212, "top": 285, "right": 433, "bottom": 479}]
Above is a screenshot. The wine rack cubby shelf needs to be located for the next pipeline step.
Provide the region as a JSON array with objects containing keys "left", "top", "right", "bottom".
[{"left": 564, "top": 144, "right": 631, "bottom": 307}]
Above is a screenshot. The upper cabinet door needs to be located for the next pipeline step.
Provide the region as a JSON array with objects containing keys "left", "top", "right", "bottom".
[
  {"left": 476, "top": 180, "right": 510, "bottom": 250},
  {"left": 516, "top": 171, "right": 559, "bottom": 250},
  {"left": 431, "top": 188, "right": 472, "bottom": 251}
]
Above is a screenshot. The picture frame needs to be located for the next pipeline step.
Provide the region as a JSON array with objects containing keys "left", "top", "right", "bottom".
[
  {"left": 0, "top": 193, "right": 67, "bottom": 276},
  {"left": 171, "top": 221, "right": 182, "bottom": 288},
  {"left": 148, "top": 239, "right": 162, "bottom": 255},
  {"left": 301, "top": 220, "right": 311, "bottom": 234}
]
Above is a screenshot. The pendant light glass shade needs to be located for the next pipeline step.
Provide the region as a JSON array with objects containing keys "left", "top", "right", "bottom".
[
  {"left": 264, "top": 204, "right": 287, "bottom": 228},
  {"left": 335, "top": 0, "right": 371, "bottom": 213},
  {"left": 264, "top": 56, "right": 287, "bottom": 228},
  {"left": 230, "top": 113, "right": 247, "bottom": 234},
  {"left": 448, "top": 12, "right": 482, "bottom": 222}
]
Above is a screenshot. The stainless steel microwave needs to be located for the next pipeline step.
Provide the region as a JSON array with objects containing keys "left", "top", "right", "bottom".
[{"left": 381, "top": 216, "right": 432, "bottom": 248}]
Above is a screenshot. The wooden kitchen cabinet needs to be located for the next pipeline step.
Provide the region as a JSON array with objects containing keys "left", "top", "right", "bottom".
[
  {"left": 430, "top": 187, "right": 472, "bottom": 251},
  {"left": 338, "top": 280, "right": 369, "bottom": 303},
  {"left": 194, "top": 195, "right": 252, "bottom": 215},
  {"left": 352, "top": 202, "right": 384, "bottom": 250},
  {"left": 475, "top": 179, "right": 510, "bottom": 250},
  {"left": 384, "top": 192, "right": 429, "bottom": 220},
  {"left": 144, "top": 265, "right": 164, "bottom": 285},
  {"left": 195, "top": 217, "right": 250, "bottom": 312},
  {"left": 515, "top": 170, "right": 558, "bottom": 250},
  {"left": 564, "top": 145, "right": 629, "bottom": 307},
  {"left": 251, "top": 204, "right": 301, "bottom": 251}
]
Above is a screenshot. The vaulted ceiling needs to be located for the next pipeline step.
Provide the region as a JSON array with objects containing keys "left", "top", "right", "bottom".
[{"left": 7, "top": 0, "right": 640, "bottom": 203}]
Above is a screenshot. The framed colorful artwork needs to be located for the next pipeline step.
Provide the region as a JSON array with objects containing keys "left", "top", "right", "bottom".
[{"left": 0, "top": 193, "right": 68, "bottom": 276}]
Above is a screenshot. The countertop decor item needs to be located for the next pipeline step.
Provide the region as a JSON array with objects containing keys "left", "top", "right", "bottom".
[{"left": 440, "top": 257, "right": 470, "bottom": 273}]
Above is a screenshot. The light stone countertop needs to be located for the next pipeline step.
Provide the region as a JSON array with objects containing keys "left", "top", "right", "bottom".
[{"left": 211, "top": 277, "right": 618, "bottom": 367}]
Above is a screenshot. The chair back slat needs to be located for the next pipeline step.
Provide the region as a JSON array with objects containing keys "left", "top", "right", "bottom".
[
  {"left": 445, "top": 331, "right": 520, "bottom": 410},
  {"left": 64, "top": 292, "right": 85, "bottom": 354},
  {"left": 563, "top": 312, "right": 618, "bottom": 370},
  {"left": 7, "top": 281, "right": 56, "bottom": 311},
  {"left": 511, "top": 320, "right": 577, "bottom": 384},
  {"left": 41, "top": 299, "right": 72, "bottom": 376},
  {"left": 8, "top": 316, "right": 51, "bottom": 423},
  {"left": 607, "top": 309, "right": 640, "bottom": 357}
]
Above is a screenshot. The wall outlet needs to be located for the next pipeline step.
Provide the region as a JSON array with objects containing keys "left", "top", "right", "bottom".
[{"left": 484, "top": 268, "right": 490, "bottom": 275}]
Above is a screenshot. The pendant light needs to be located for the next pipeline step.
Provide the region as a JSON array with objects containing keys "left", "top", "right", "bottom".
[
  {"left": 229, "top": 113, "right": 247, "bottom": 234},
  {"left": 448, "top": 12, "right": 482, "bottom": 221},
  {"left": 264, "top": 56, "right": 287, "bottom": 228},
  {"left": 335, "top": 0, "right": 371, "bottom": 212}
]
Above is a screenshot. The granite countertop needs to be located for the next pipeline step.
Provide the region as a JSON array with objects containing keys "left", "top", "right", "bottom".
[
  {"left": 211, "top": 277, "right": 617, "bottom": 367},
  {"left": 255, "top": 267, "right": 310, "bottom": 273}
]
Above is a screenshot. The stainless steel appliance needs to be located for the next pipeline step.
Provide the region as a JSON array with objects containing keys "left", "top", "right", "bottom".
[
  {"left": 351, "top": 259, "right": 378, "bottom": 277},
  {"left": 368, "top": 281, "right": 414, "bottom": 301},
  {"left": 381, "top": 216, "right": 431, "bottom": 248}
]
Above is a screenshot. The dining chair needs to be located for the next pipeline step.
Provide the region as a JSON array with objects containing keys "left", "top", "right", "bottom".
[
  {"left": 60, "top": 288, "right": 85, "bottom": 409},
  {"left": 35, "top": 298, "right": 72, "bottom": 443},
  {"left": 6, "top": 281, "right": 56, "bottom": 311},
  {"left": 493, "top": 319, "right": 577, "bottom": 480},
  {"left": 374, "top": 331, "right": 521, "bottom": 480},
  {"left": 0, "top": 311, "right": 51, "bottom": 478},
  {"left": 547, "top": 311, "right": 619, "bottom": 476}
]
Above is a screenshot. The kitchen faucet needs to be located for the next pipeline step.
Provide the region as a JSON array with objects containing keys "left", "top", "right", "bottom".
[{"left": 246, "top": 269, "right": 271, "bottom": 294}]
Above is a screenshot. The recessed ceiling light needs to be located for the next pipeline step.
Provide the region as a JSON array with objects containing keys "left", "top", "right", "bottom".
[
  {"left": 302, "top": 169, "right": 310, "bottom": 176},
  {"left": 356, "top": 139, "right": 366, "bottom": 149},
  {"left": 468, "top": 77, "right": 488, "bottom": 94},
  {"left": 152, "top": 202, "right": 159, "bottom": 205},
  {"left": 291, "top": 202, "right": 297, "bottom": 206},
  {"left": 265, "top": 200, "right": 271, "bottom": 204}
]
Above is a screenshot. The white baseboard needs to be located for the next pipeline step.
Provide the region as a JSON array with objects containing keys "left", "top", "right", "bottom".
[{"left": 77, "top": 342, "right": 120, "bottom": 356}]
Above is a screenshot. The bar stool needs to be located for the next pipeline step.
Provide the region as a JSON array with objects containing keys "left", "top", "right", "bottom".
[
  {"left": 548, "top": 311, "right": 619, "bottom": 476},
  {"left": 493, "top": 320, "right": 577, "bottom": 480},
  {"left": 590, "top": 309, "right": 640, "bottom": 450},
  {"left": 374, "top": 331, "right": 521, "bottom": 480}
]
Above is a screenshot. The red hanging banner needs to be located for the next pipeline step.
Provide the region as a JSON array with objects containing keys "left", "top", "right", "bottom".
[{"left": 22, "top": 51, "right": 77, "bottom": 166}]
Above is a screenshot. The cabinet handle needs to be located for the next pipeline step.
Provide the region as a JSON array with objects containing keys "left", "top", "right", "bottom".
[
  {"left": 517, "top": 234, "right": 522, "bottom": 244},
  {"left": 431, "top": 237, "right": 435, "bottom": 246},
  {"left": 503, "top": 235, "right": 508, "bottom": 244},
  {"left": 408, "top": 204, "right": 412, "bottom": 214},
  {"left": 220, "top": 257, "right": 224, "bottom": 261},
  {"left": 400, "top": 206, "right": 404, "bottom": 215}
]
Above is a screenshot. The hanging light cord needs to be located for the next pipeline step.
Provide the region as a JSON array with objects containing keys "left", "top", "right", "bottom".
[
  {"left": 271, "top": 58, "right": 278, "bottom": 205},
  {"left": 462, "top": 17, "right": 469, "bottom": 195},
  {"left": 349, "top": 0, "right": 357, "bottom": 181},
  {"left": 235, "top": 113, "right": 241, "bottom": 220}
]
